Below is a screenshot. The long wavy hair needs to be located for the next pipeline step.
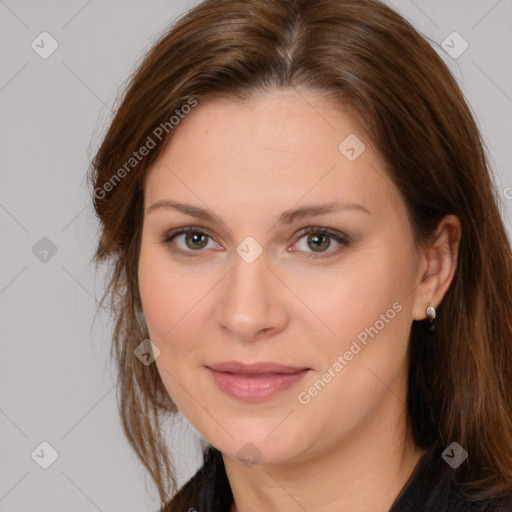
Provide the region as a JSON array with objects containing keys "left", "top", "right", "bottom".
[{"left": 88, "top": 0, "right": 512, "bottom": 510}]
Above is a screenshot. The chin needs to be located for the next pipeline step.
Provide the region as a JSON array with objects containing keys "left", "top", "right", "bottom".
[{"left": 208, "top": 427, "right": 310, "bottom": 467}]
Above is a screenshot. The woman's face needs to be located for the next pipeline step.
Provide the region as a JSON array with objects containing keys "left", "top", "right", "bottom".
[{"left": 138, "top": 88, "right": 426, "bottom": 465}]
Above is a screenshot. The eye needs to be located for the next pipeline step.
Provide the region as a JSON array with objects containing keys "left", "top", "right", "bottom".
[
  {"left": 163, "top": 227, "right": 220, "bottom": 256},
  {"left": 162, "top": 226, "right": 350, "bottom": 258},
  {"left": 290, "top": 227, "right": 349, "bottom": 258}
]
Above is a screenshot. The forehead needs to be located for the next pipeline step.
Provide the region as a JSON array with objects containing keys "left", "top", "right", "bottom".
[
  {"left": 163, "top": 89, "right": 368, "bottom": 162},
  {"left": 143, "top": 88, "right": 399, "bottom": 220}
]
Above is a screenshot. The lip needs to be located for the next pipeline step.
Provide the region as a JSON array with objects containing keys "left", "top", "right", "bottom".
[
  {"left": 207, "top": 361, "right": 309, "bottom": 374},
  {"left": 206, "top": 361, "right": 310, "bottom": 402}
]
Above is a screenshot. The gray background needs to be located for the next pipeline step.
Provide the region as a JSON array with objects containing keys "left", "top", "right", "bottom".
[{"left": 0, "top": 1, "right": 511, "bottom": 511}]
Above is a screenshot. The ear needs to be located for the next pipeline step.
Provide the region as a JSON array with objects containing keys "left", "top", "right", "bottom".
[{"left": 412, "top": 214, "right": 462, "bottom": 321}]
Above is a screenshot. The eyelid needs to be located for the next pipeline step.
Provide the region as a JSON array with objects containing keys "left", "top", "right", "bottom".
[
  {"left": 162, "top": 226, "right": 222, "bottom": 256},
  {"left": 163, "top": 226, "right": 219, "bottom": 244},
  {"left": 162, "top": 225, "right": 350, "bottom": 258},
  {"left": 289, "top": 226, "right": 349, "bottom": 258}
]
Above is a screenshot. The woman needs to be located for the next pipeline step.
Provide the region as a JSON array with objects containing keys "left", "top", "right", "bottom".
[{"left": 88, "top": 0, "right": 512, "bottom": 510}]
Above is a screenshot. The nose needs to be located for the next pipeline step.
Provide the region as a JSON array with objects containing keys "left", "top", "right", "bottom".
[{"left": 213, "top": 250, "right": 289, "bottom": 341}]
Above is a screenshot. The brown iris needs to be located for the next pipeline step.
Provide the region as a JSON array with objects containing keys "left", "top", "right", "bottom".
[
  {"left": 185, "top": 232, "right": 209, "bottom": 250},
  {"left": 308, "top": 233, "right": 330, "bottom": 252}
]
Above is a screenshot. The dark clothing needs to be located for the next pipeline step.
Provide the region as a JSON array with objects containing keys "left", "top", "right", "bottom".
[
  {"left": 389, "top": 449, "right": 512, "bottom": 511},
  {"left": 161, "top": 446, "right": 512, "bottom": 511}
]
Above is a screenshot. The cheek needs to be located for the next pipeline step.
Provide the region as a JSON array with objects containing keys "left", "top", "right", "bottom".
[
  {"left": 138, "top": 247, "right": 204, "bottom": 409},
  {"left": 138, "top": 256, "right": 174, "bottom": 340},
  {"left": 302, "top": 243, "right": 415, "bottom": 410},
  {"left": 138, "top": 244, "right": 199, "bottom": 349},
  {"left": 294, "top": 255, "right": 412, "bottom": 431},
  {"left": 319, "top": 252, "right": 411, "bottom": 341},
  {"left": 137, "top": 243, "right": 219, "bottom": 381}
]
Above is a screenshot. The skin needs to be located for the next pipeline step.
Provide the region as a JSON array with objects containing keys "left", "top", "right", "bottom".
[{"left": 138, "top": 88, "right": 461, "bottom": 512}]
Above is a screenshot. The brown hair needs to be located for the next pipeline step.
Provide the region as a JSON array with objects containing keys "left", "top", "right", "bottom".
[{"left": 88, "top": 0, "right": 512, "bottom": 509}]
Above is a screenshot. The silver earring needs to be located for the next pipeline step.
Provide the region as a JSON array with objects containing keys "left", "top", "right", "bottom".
[
  {"left": 425, "top": 303, "right": 436, "bottom": 333},
  {"left": 426, "top": 303, "right": 436, "bottom": 320}
]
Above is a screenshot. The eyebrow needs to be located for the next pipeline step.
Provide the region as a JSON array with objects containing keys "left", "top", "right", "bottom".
[{"left": 146, "top": 199, "right": 370, "bottom": 228}]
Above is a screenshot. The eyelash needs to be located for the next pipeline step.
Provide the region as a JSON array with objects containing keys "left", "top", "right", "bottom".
[{"left": 162, "top": 226, "right": 350, "bottom": 259}]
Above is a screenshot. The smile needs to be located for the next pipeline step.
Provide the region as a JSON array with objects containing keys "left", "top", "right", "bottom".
[{"left": 206, "top": 361, "right": 310, "bottom": 402}]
